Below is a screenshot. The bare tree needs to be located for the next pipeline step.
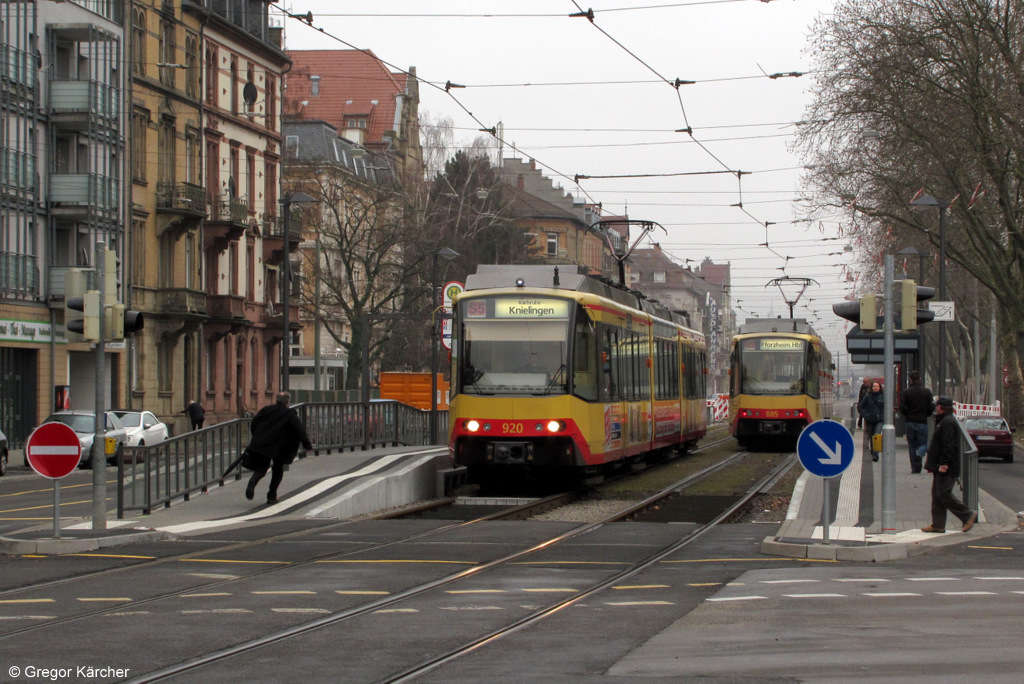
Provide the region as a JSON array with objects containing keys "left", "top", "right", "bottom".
[{"left": 796, "top": 0, "right": 1024, "bottom": 423}]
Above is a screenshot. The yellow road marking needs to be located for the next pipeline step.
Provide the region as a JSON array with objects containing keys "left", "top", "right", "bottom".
[
  {"left": 687, "top": 582, "right": 723, "bottom": 587},
  {"left": 0, "top": 599, "right": 55, "bottom": 604},
  {"left": 0, "top": 499, "right": 93, "bottom": 514},
  {"left": 661, "top": 558, "right": 838, "bottom": 564},
  {"left": 613, "top": 585, "right": 669, "bottom": 590},
  {"left": 968, "top": 545, "right": 1014, "bottom": 550},
  {"left": 251, "top": 591, "right": 316, "bottom": 595}
]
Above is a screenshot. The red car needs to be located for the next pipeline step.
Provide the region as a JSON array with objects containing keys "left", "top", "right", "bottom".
[{"left": 962, "top": 417, "right": 1017, "bottom": 463}]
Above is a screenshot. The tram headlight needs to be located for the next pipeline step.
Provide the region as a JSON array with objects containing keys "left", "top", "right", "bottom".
[
  {"left": 465, "top": 420, "right": 481, "bottom": 433},
  {"left": 546, "top": 420, "right": 566, "bottom": 433}
]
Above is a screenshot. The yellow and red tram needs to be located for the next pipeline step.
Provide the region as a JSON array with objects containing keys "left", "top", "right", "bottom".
[
  {"left": 448, "top": 265, "right": 707, "bottom": 487},
  {"left": 729, "top": 319, "right": 835, "bottom": 449}
]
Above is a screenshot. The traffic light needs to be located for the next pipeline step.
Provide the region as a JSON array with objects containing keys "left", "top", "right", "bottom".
[
  {"left": 897, "top": 279, "right": 935, "bottom": 332},
  {"left": 122, "top": 307, "right": 144, "bottom": 335},
  {"left": 66, "top": 290, "right": 101, "bottom": 341},
  {"left": 832, "top": 294, "right": 878, "bottom": 331},
  {"left": 64, "top": 268, "right": 100, "bottom": 342}
]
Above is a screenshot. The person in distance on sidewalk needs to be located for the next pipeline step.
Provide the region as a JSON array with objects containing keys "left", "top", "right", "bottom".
[
  {"left": 244, "top": 391, "right": 313, "bottom": 505},
  {"left": 921, "top": 396, "right": 977, "bottom": 534},
  {"left": 899, "top": 371, "right": 934, "bottom": 474}
]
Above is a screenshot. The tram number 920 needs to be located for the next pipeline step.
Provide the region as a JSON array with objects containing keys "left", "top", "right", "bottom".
[{"left": 501, "top": 422, "right": 525, "bottom": 435}]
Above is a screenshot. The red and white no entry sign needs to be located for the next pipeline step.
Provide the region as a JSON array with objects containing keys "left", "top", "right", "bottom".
[{"left": 26, "top": 422, "right": 82, "bottom": 479}]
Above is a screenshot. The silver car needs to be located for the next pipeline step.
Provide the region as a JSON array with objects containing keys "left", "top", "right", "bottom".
[
  {"left": 42, "top": 410, "right": 127, "bottom": 467},
  {"left": 112, "top": 410, "right": 169, "bottom": 447}
]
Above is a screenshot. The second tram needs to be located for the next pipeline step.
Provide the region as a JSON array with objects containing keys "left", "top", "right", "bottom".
[
  {"left": 729, "top": 318, "right": 834, "bottom": 449},
  {"left": 449, "top": 265, "right": 707, "bottom": 488}
]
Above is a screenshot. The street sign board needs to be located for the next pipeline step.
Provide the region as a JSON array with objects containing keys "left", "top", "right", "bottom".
[
  {"left": 441, "top": 281, "right": 464, "bottom": 351},
  {"left": 26, "top": 422, "right": 82, "bottom": 479},
  {"left": 929, "top": 301, "right": 955, "bottom": 322},
  {"left": 797, "top": 419, "right": 855, "bottom": 478}
]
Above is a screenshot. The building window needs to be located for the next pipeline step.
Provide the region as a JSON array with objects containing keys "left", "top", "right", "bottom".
[
  {"left": 546, "top": 233, "right": 558, "bottom": 256},
  {"left": 158, "top": 341, "right": 173, "bottom": 392},
  {"left": 206, "top": 139, "right": 219, "bottom": 204},
  {"left": 132, "top": 9, "right": 146, "bottom": 75},
  {"left": 132, "top": 218, "right": 146, "bottom": 284},
  {"left": 185, "top": 232, "right": 197, "bottom": 289},
  {"left": 285, "top": 135, "right": 298, "bottom": 159},
  {"left": 229, "top": 145, "right": 240, "bottom": 197},
  {"left": 185, "top": 131, "right": 198, "bottom": 185},
  {"left": 246, "top": 244, "right": 255, "bottom": 300},
  {"left": 265, "top": 160, "right": 277, "bottom": 214},
  {"left": 206, "top": 339, "right": 216, "bottom": 393},
  {"left": 131, "top": 110, "right": 148, "bottom": 181},
  {"left": 653, "top": 271, "right": 666, "bottom": 283},
  {"left": 250, "top": 340, "right": 258, "bottom": 390},
  {"left": 158, "top": 118, "right": 175, "bottom": 187},
  {"left": 265, "top": 342, "right": 275, "bottom": 392},
  {"left": 185, "top": 34, "right": 199, "bottom": 99},
  {"left": 159, "top": 20, "right": 175, "bottom": 87},
  {"left": 205, "top": 45, "right": 217, "bottom": 105},
  {"left": 159, "top": 234, "right": 174, "bottom": 288},
  {"left": 229, "top": 242, "right": 239, "bottom": 295}
]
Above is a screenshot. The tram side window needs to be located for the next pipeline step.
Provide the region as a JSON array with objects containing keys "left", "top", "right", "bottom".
[
  {"left": 573, "top": 318, "right": 598, "bottom": 401},
  {"left": 806, "top": 349, "right": 820, "bottom": 398},
  {"left": 655, "top": 339, "right": 679, "bottom": 400},
  {"left": 700, "top": 350, "right": 707, "bottom": 397}
]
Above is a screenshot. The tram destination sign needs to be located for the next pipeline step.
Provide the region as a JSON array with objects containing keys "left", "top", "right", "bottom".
[{"left": 493, "top": 298, "right": 570, "bottom": 319}]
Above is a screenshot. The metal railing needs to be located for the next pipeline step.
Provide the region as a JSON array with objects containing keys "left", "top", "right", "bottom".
[{"left": 116, "top": 400, "right": 448, "bottom": 517}]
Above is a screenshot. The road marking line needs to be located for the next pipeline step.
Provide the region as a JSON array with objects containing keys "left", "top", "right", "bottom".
[
  {"left": 974, "top": 576, "right": 1024, "bottom": 580},
  {"left": 706, "top": 596, "right": 766, "bottom": 602},
  {"left": 605, "top": 601, "right": 673, "bottom": 606},
  {"left": 182, "top": 609, "right": 251, "bottom": 614},
  {"left": 336, "top": 590, "right": 390, "bottom": 596},
  {"left": 864, "top": 593, "right": 922, "bottom": 597},
  {"left": 523, "top": 588, "right": 578, "bottom": 593},
  {"left": 761, "top": 579, "right": 820, "bottom": 584},
  {"left": 967, "top": 545, "right": 1013, "bottom": 550},
  {"left": 446, "top": 589, "right": 506, "bottom": 594},
  {"left": 374, "top": 608, "right": 418, "bottom": 614},
  {"left": 181, "top": 593, "right": 231, "bottom": 598},
  {"left": 0, "top": 599, "right": 55, "bottom": 604},
  {"left": 687, "top": 583, "right": 722, "bottom": 587},
  {"left": 834, "top": 578, "right": 890, "bottom": 582},
  {"left": 440, "top": 606, "right": 502, "bottom": 611},
  {"left": 612, "top": 585, "right": 669, "bottom": 590},
  {"left": 186, "top": 573, "right": 239, "bottom": 580},
  {"left": 936, "top": 591, "right": 997, "bottom": 596},
  {"left": 178, "top": 559, "right": 289, "bottom": 565},
  {"left": 70, "top": 553, "right": 155, "bottom": 559},
  {"left": 905, "top": 577, "right": 959, "bottom": 581},
  {"left": 76, "top": 597, "right": 131, "bottom": 602},
  {"left": 271, "top": 608, "right": 331, "bottom": 614},
  {"left": 782, "top": 593, "right": 847, "bottom": 598},
  {"left": 0, "top": 615, "right": 55, "bottom": 620},
  {"left": 251, "top": 591, "right": 316, "bottom": 595}
]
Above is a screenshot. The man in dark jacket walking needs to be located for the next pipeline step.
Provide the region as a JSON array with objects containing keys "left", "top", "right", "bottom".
[
  {"left": 899, "top": 371, "right": 933, "bottom": 474},
  {"left": 182, "top": 401, "right": 205, "bottom": 430},
  {"left": 856, "top": 378, "right": 871, "bottom": 429},
  {"left": 921, "top": 396, "right": 977, "bottom": 534},
  {"left": 244, "top": 392, "right": 313, "bottom": 504}
]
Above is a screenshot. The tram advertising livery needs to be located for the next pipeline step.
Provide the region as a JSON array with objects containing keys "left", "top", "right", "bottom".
[
  {"left": 449, "top": 265, "right": 707, "bottom": 489},
  {"left": 729, "top": 318, "right": 835, "bottom": 450}
]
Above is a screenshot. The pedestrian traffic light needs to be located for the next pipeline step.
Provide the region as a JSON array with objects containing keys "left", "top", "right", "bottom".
[
  {"left": 122, "top": 307, "right": 144, "bottom": 335},
  {"left": 897, "top": 279, "right": 935, "bottom": 332},
  {"left": 66, "top": 290, "right": 101, "bottom": 341},
  {"left": 832, "top": 294, "right": 877, "bottom": 331}
]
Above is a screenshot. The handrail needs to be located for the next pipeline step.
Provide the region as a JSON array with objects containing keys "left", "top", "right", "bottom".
[{"left": 116, "top": 400, "right": 448, "bottom": 517}]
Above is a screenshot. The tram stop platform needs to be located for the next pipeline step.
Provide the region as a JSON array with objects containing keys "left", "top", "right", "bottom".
[
  {"left": 0, "top": 445, "right": 452, "bottom": 555},
  {"left": 761, "top": 424, "right": 1021, "bottom": 562}
]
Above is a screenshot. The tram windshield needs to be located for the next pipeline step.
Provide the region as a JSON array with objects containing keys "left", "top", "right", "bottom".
[
  {"left": 457, "top": 295, "right": 571, "bottom": 395},
  {"left": 736, "top": 337, "right": 809, "bottom": 395}
]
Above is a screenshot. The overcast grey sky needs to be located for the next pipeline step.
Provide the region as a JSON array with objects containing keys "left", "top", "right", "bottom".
[{"left": 276, "top": 0, "right": 853, "bottom": 351}]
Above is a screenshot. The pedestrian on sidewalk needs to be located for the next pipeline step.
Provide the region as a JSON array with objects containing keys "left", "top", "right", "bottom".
[
  {"left": 921, "top": 396, "right": 977, "bottom": 534},
  {"left": 858, "top": 380, "right": 884, "bottom": 462},
  {"left": 899, "top": 371, "right": 933, "bottom": 474},
  {"left": 243, "top": 391, "right": 312, "bottom": 505},
  {"left": 856, "top": 377, "right": 870, "bottom": 429},
  {"left": 182, "top": 401, "right": 205, "bottom": 430}
]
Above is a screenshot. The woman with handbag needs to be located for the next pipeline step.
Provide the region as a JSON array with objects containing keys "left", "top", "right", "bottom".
[{"left": 858, "top": 381, "right": 885, "bottom": 462}]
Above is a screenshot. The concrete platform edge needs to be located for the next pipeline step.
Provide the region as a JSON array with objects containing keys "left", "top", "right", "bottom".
[{"left": 0, "top": 529, "right": 174, "bottom": 555}]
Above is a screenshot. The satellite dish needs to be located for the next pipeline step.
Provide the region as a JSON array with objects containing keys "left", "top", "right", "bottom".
[{"left": 243, "top": 82, "right": 258, "bottom": 106}]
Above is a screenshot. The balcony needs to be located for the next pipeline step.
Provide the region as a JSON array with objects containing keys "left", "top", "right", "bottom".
[
  {"left": 0, "top": 148, "right": 36, "bottom": 192},
  {"left": 157, "top": 288, "right": 207, "bottom": 317},
  {"left": 0, "top": 251, "right": 39, "bottom": 298},
  {"left": 1, "top": 44, "right": 35, "bottom": 91},
  {"left": 205, "top": 294, "right": 252, "bottom": 337},
  {"left": 49, "top": 79, "right": 119, "bottom": 130},
  {"left": 49, "top": 174, "right": 119, "bottom": 218},
  {"left": 260, "top": 214, "right": 302, "bottom": 265},
  {"left": 204, "top": 194, "right": 249, "bottom": 253},
  {"left": 157, "top": 182, "right": 206, "bottom": 238}
]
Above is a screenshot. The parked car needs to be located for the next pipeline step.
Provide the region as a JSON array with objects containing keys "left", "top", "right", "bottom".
[
  {"left": 112, "top": 410, "right": 169, "bottom": 447},
  {"left": 962, "top": 416, "right": 1016, "bottom": 463},
  {"left": 0, "top": 427, "right": 7, "bottom": 476},
  {"left": 42, "top": 410, "right": 127, "bottom": 468}
]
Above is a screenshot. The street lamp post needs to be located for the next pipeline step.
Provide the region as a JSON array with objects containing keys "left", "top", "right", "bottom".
[
  {"left": 909, "top": 194, "right": 949, "bottom": 395},
  {"left": 279, "top": 191, "right": 318, "bottom": 393},
  {"left": 430, "top": 247, "right": 460, "bottom": 444}
]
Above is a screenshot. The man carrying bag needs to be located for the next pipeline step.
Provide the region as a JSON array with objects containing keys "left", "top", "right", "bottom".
[{"left": 243, "top": 391, "right": 312, "bottom": 504}]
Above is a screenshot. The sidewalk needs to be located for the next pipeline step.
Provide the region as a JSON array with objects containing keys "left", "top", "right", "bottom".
[
  {"left": 762, "top": 426, "right": 1020, "bottom": 561},
  {"left": 0, "top": 445, "right": 450, "bottom": 555}
]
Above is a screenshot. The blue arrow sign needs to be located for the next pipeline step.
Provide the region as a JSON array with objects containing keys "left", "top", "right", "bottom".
[{"left": 797, "top": 419, "right": 855, "bottom": 478}]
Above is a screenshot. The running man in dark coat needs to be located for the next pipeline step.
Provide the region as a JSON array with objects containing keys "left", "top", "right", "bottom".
[
  {"left": 245, "top": 392, "right": 312, "bottom": 504},
  {"left": 182, "top": 401, "right": 205, "bottom": 430},
  {"left": 899, "top": 370, "right": 933, "bottom": 474},
  {"left": 921, "top": 396, "right": 977, "bottom": 534}
]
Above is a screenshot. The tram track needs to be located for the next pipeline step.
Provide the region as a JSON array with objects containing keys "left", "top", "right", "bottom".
[{"left": 116, "top": 449, "right": 794, "bottom": 683}]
